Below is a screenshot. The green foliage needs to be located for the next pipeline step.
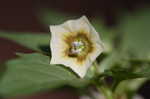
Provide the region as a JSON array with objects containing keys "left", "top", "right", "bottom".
[
  {"left": 104, "top": 68, "right": 140, "bottom": 81},
  {"left": 0, "top": 53, "right": 88, "bottom": 96},
  {"left": 37, "top": 8, "right": 78, "bottom": 25},
  {"left": 135, "top": 63, "right": 150, "bottom": 78},
  {"left": 92, "top": 19, "right": 115, "bottom": 53},
  {"left": 0, "top": 32, "right": 50, "bottom": 52},
  {"left": 99, "top": 54, "right": 150, "bottom": 86},
  {"left": 119, "top": 8, "right": 150, "bottom": 61},
  {"left": 97, "top": 8, "right": 150, "bottom": 84},
  {"left": 115, "top": 78, "right": 146, "bottom": 97},
  {"left": 0, "top": 8, "right": 150, "bottom": 98},
  {"left": 98, "top": 52, "right": 130, "bottom": 73}
]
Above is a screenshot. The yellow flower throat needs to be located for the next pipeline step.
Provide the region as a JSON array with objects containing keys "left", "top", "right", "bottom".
[{"left": 65, "top": 32, "right": 94, "bottom": 62}]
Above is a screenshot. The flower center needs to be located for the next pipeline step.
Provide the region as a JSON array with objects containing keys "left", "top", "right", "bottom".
[
  {"left": 70, "top": 40, "right": 85, "bottom": 55},
  {"left": 65, "top": 33, "right": 93, "bottom": 60}
]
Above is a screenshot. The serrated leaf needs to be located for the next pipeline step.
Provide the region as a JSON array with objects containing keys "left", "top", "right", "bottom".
[
  {"left": 0, "top": 53, "right": 88, "bottom": 97},
  {"left": 0, "top": 32, "right": 50, "bottom": 52},
  {"left": 119, "top": 8, "right": 150, "bottom": 61}
]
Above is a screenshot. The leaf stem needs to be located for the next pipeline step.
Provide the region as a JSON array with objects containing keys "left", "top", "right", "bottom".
[
  {"left": 97, "top": 86, "right": 114, "bottom": 99},
  {"left": 111, "top": 80, "right": 120, "bottom": 92}
]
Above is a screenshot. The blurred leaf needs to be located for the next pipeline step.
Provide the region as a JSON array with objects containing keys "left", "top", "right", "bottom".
[
  {"left": 37, "top": 8, "right": 77, "bottom": 25},
  {"left": 98, "top": 52, "right": 130, "bottom": 73},
  {"left": 136, "top": 63, "right": 150, "bottom": 78},
  {"left": 119, "top": 8, "right": 150, "bottom": 61},
  {"left": 102, "top": 61, "right": 150, "bottom": 81},
  {"left": 101, "top": 65, "right": 149, "bottom": 92},
  {"left": 115, "top": 78, "right": 146, "bottom": 96},
  {"left": 104, "top": 67, "right": 141, "bottom": 81},
  {"left": 92, "top": 19, "right": 115, "bottom": 53},
  {"left": 84, "top": 65, "right": 97, "bottom": 80},
  {"left": 0, "top": 53, "right": 88, "bottom": 96},
  {"left": 0, "top": 32, "right": 50, "bottom": 52}
]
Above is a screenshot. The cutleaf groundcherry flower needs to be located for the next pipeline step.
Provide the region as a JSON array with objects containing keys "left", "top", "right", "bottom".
[{"left": 50, "top": 16, "right": 104, "bottom": 78}]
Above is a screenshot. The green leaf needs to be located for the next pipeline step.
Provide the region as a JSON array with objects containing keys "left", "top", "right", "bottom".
[
  {"left": 135, "top": 63, "right": 150, "bottom": 79},
  {"left": 102, "top": 61, "right": 150, "bottom": 81},
  {"left": 0, "top": 53, "right": 88, "bottom": 97},
  {"left": 119, "top": 8, "right": 150, "bottom": 61},
  {"left": 37, "top": 8, "right": 78, "bottom": 25},
  {"left": 115, "top": 78, "right": 146, "bottom": 96},
  {"left": 98, "top": 51, "right": 130, "bottom": 73},
  {"left": 98, "top": 55, "right": 149, "bottom": 85},
  {"left": 112, "top": 63, "right": 150, "bottom": 95},
  {"left": 104, "top": 68, "right": 141, "bottom": 81},
  {"left": 92, "top": 19, "right": 115, "bottom": 53},
  {"left": 0, "top": 32, "right": 50, "bottom": 52}
]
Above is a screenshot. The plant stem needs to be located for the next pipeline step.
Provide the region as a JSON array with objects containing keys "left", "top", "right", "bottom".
[
  {"left": 92, "top": 62, "right": 115, "bottom": 99},
  {"left": 93, "top": 62, "right": 100, "bottom": 75},
  {"left": 111, "top": 80, "right": 120, "bottom": 92},
  {"left": 97, "top": 86, "right": 114, "bottom": 99}
]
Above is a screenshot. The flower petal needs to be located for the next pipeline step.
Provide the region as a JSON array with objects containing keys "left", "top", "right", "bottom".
[
  {"left": 62, "top": 16, "right": 91, "bottom": 35},
  {"left": 50, "top": 25, "right": 69, "bottom": 64},
  {"left": 50, "top": 16, "right": 104, "bottom": 78},
  {"left": 58, "top": 56, "right": 92, "bottom": 78},
  {"left": 81, "top": 16, "right": 104, "bottom": 62}
]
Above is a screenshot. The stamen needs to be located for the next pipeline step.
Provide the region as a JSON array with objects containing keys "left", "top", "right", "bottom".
[
  {"left": 65, "top": 33, "right": 93, "bottom": 59},
  {"left": 71, "top": 40, "right": 85, "bottom": 55}
]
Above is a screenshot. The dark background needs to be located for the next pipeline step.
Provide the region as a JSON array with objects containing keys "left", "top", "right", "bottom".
[{"left": 0, "top": 0, "right": 150, "bottom": 99}]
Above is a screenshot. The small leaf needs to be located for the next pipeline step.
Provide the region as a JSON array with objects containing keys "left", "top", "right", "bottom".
[
  {"left": 103, "top": 62, "right": 150, "bottom": 81},
  {"left": 105, "top": 68, "right": 141, "bottom": 80},
  {"left": 0, "top": 32, "right": 50, "bottom": 52},
  {"left": 0, "top": 53, "right": 88, "bottom": 97}
]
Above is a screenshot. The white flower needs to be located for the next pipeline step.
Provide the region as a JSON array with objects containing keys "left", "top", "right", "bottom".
[{"left": 50, "top": 16, "right": 104, "bottom": 78}]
